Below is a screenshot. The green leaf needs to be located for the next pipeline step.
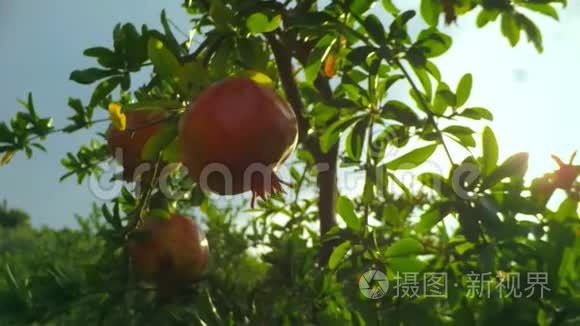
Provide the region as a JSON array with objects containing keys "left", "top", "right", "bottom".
[
  {"left": 420, "top": 0, "right": 441, "bottom": 26},
  {"left": 481, "top": 126, "right": 498, "bottom": 177},
  {"left": 478, "top": 244, "right": 495, "bottom": 272},
  {"left": 415, "top": 29, "right": 452, "bottom": 58},
  {"left": 444, "top": 126, "right": 476, "bottom": 148},
  {"left": 460, "top": 107, "right": 493, "bottom": 121},
  {"left": 345, "top": 118, "right": 367, "bottom": 162},
  {"left": 381, "top": 0, "right": 400, "bottom": 15},
  {"left": 455, "top": 73, "right": 472, "bottom": 107},
  {"left": 1, "top": 150, "right": 14, "bottom": 166},
  {"left": 482, "top": 152, "right": 528, "bottom": 189},
  {"left": 450, "top": 134, "right": 476, "bottom": 148},
  {"left": 90, "top": 76, "right": 122, "bottom": 107},
  {"left": 83, "top": 47, "right": 122, "bottom": 68},
  {"left": 141, "top": 122, "right": 178, "bottom": 161},
  {"left": 416, "top": 208, "right": 441, "bottom": 234},
  {"left": 381, "top": 100, "right": 419, "bottom": 126},
  {"left": 246, "top": 13, "right": 281, "bottom": 34},
  {"left": 347, "top": 47, "right": 373, "bottom": 66},
  {"left": 363, "top": 14, "right": 387, "bottom": 45},
  {"left": 328, "top": 240, "right": 351, "bottom": 270},
  {"left": 122, "top": 23, "right": 147, "bottom": 71},
  {"left": 336, "top": 196, "right": 362, "bottom": 231},
  {"left": 362, "top": 174, "right": 375, "bottom": 204},
  {"left": 236, "top": 37, "right": 269, "bottom": 70},
  {"left": 432, "top": 82, "right": 455, "bottom": 115},
  {"left": 516, "top": 13, "right": 543, "bottom": 53},
  {"left": 349, "top": 0, "right": 373, "bottom": 15},
  {"left": 70, "top": 68, "right": 117, "bottom": 85},
  {"left": 190, "top": 184, "right": 206, "bottom": 207},
  {"left": 305, "top": 36, "right": 335, "bottom": 84},
  {"left": 389, "top": 10, "right": 416, "bottom": 42},
  {"left": 476, "top": 9, "right": 500, "bottom": 28},
  {"left": 385, "top": 238, "right": 424, "bottom": 257},
  {"left": 209, "top": 0, "right": 233, "bottom": 28},
  {"left": 477, "top": 197, "right": 502, "bottom": 234},
  {"left": 406, "top": 46, "right": 427, "bottom": 67},
  {"left": 148, "top": 37, "right": 181, "bottom": 83},
  {"left": 501, "top": 13, "right": 520, "bottom": 47},
  {"left": 425, "top": 60, "right": 441, "bottom": 80},
  {"left": 113, "top": 23, "right": 123, "bottom": 52},
  {"left": 412, "top": 66, "right": 432, "bottom": 99},
  {"left": 519, "top": 3, "right": 558, "bottom": 21},
  {"left": 416, "top": 202, "right": 452, "bottom": 233},
  {"left": 554, "top": 198, "right": 579, "bottom": 221},
  {"left": 385, "top": 144, "right": 437, "bottom": 170},
  {"left": 178, "top": 61, "right": 209, "bottom": 97},
  {"left": 443, "top": 125, "right": 474, "bottom": 136},
  {"left": 83, "top": 46, "right": 114, "bottom": 58},
  {"left": 149, "top": 208, "right": 171, "bottom": 220},
  {"left": 418, "top": 173, "right": 453, "bottom": 196},
  {"left": 458, "top": 207, "right": 480, "bottom": 242},
  {"left": 160, "top": 10, "right": 181, "bottom": 55},
  {"left": 388, "top": 257, "right": 426, "bottom": 273},
  {"left": 161, "top": 139, "right": 181, "bottom": 163},
  {"left": 319, "top": 115, "right": 361, "bottom": 153}
]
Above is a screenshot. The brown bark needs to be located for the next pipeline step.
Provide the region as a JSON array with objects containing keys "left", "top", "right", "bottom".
[
  {"left": 316, "top": 143, "right": 338, "bottom": 266},
  {"left": 266, "top": 33, "right": 338, "bottom": 266}
]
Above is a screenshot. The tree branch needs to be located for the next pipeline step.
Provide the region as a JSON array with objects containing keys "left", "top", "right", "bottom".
[
  {"left": 266, "top": 33, "right": 310, "bottom": 143},
  {"left": 395, "top": 60, "right": 455, "bottom": 165},
  {"left": 266, "top": 32, "right": 338, "bottom": 266}
]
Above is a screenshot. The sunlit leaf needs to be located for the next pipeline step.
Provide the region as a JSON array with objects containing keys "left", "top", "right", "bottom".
[
  {"left": 481, "top": 126, "right": 498, "bottom": 177},
  {"left": 141, "top": 122, "right": 178, "bottom": 161},
  {"left": 336, "top": 196, "right": 362, "bottom": 231},
  {"left": 455, "top": 73, "right": 472, "bottom": 107},
  {"left": 246, "top": 13, "right": 281, "bottom": 34},
  {"left": 420, "top": 0, "right": 441, "bottom": 26},
  {"left": 482, "top": 152, "right": 528, "bottom": 189},
  {"left": 385, "top": 238, "right": 424, "bottom": 257},
  {"left": 385, "top": 144, "right": 437, "bottom": 170},
  {"left": 328, "top": 241, "right": 351, "bottom": 270}
]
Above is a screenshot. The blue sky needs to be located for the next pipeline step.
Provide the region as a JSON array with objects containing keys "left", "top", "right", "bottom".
[{"left": 0, "top": 1, "right": 578, "bottom": 228}]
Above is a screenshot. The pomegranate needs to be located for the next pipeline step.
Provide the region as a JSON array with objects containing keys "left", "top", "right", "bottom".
[
  {"left": 128, "top": 214, "right": 209, "bottom": 288},
  {"left": 179, "top": 78, "right": 298, "bottom": 206},
  {"left": 551, "top": 154, "right": 579, "bottom": 190},
  {"left": 107, "top": 111, "right": 166, "bottom": 180}
]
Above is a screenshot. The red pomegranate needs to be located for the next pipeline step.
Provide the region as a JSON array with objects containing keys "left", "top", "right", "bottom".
[
  {"left": 107, "top": 111, "right": 166, "bottom": 181},
  {"left": 179, "top": 78, "right": 298, "bottom": 206},
  {"left": 128, "top": 214, "right": 209, "bottom": 288}
]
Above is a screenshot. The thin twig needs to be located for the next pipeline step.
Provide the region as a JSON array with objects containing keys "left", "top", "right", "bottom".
[
  {"left": 27, "top": 118, "right": 110, "bottom": 142},
  {"left": 124, "top": 155, "right": 163, "bottom": 237},
  {"left": 395, "top": 60, "right": 455, "bottom": 165},
  {"left": 127, "top": 116, "right": 174, "bottom": 135}
]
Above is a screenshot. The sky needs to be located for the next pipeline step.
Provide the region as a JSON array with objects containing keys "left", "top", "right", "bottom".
[{"left": 0, "top": 1, "right": 578, "bottom": 228}]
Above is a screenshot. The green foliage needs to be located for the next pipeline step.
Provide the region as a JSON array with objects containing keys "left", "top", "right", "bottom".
[
  {"left": 0, "top": 0, "right": 578, "bottom": 325},
  {"left": 0, "top": 201, "right": 30, "bottom": 228}
]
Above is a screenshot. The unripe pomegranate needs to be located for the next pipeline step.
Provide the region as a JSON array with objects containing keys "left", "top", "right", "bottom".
[
  {"left": 128, "top": 215, "right": 209, "bottom": 287},
  {"left": 179, "top": 78, "right": 298, "bottom": 206},
  {"left": 107, "top": 111, "right": 166, "bottom": 180}
]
